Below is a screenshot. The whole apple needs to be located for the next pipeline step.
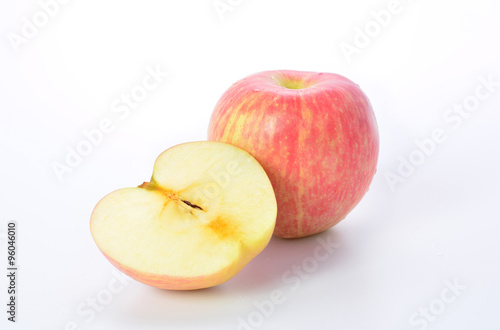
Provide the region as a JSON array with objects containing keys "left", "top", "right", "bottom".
[{"left": 208, "top": 70, "right": 379, "bottom": 238}]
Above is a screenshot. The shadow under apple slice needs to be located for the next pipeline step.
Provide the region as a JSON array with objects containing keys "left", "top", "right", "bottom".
[{"left": 115, "top": 228, "right": 350, "bottom": 327}]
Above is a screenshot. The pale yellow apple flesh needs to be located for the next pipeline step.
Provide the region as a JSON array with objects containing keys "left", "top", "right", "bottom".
[{"left": 90, "top": 142, "right": 277, "bottom": 290}]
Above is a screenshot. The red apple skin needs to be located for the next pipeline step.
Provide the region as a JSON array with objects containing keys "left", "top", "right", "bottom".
[
  {"left": 102, "top": 252, "right": 247, "bottom": 290},
  {"left": 208, "top": 70, "right": 379, "bottom": 238}
]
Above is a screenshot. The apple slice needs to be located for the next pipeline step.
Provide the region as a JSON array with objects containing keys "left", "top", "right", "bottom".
[{"left": 90, "top": 141, "right": 277, "bottom": 290}]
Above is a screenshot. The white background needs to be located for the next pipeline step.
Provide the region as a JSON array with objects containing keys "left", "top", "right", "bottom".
[{"left": 1, "top": 0, "right": 500, "bottom": 329}]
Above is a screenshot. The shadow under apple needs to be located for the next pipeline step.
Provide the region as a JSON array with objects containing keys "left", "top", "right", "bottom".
[{"left": 118, "top": 228, "right": 350, "bottom": 326}]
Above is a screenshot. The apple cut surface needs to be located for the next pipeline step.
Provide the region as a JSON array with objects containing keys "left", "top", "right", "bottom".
[{"left": 90, "top": 142, "right": 277, "bottom": 290}]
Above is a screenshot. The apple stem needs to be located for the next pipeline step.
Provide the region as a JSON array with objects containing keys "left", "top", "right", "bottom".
[
  {"left": 139, "top": 181, "right": 205, "bottom": 211},
  {"left": 181, "top": 200, "right": 204, "bottom": 211}
]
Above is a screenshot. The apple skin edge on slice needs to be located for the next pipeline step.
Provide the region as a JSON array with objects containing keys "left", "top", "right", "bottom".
[{"left": 90, "top": 142, "right": 277, "bottom": 290}]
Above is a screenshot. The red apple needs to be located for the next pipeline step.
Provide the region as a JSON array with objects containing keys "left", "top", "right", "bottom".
[{"left": 208, "top": 70, "right": 379, "bottom": 238}]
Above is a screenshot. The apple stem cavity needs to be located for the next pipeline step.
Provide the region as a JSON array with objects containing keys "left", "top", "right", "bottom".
[
  {"left": 138, "top": 181, "right": 157, "bottom": 190},
  {"left": 272, "top": 74, "right": 311, "bottom": 90}
]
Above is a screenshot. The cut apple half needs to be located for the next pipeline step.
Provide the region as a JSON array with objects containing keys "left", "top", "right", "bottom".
[{"left": 90, "top": 142, "right": 277, "bottom": 290}]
